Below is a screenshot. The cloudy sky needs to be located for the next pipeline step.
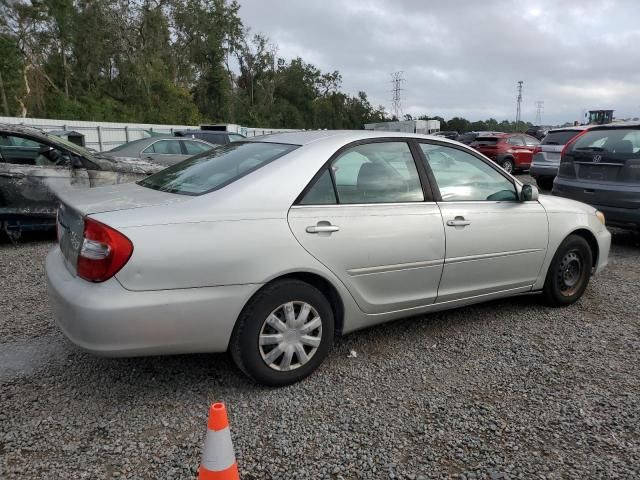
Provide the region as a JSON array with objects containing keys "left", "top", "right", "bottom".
[{"left": 237, "top": 0, "right": 640, "bottom": 125}]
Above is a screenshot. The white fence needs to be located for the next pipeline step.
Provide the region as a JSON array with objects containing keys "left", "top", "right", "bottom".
[{"left": 0, "top": 116, "right": 299, "bottom": 152}]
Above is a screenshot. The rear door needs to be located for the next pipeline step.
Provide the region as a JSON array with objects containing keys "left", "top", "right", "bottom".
[
  {"left": 141, "top": 139, "right": 188, "bottom": 166},
  {"left": 522, "top": 135, "right": 540, "bottom": 166},
  {"left": 417, "top": 142, "right": 548, "bottom": 302},
  {"left": 506, "top": 136, "right": 528, "bottom": 166},
  {"left": 288, "top": 140, "right": 446, "bottom": 314}
]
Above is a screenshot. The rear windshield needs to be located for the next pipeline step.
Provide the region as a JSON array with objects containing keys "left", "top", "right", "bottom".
[
  {"left": 570, "top": 128, "right": 640, "bottom": 156},
  {"left": 138, "top": 141, "right": 298, "bottom": 195},
  {"left": 542, "top": 130, "right": 582, "bottom": 146}
]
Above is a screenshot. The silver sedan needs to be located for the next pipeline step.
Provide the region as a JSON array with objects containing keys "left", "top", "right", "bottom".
[{"left": 46, "top": 131, "right": 611, "bottom": 386}]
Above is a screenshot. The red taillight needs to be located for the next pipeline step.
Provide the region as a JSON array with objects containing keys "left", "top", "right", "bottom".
[
  {"left": 533, "top": 146, "right": 542, "bottom": 155},
  {"left": 560, "top": 129, "right": 589, "bottom": 158},
  {"left": 77, "top": 218, "right": 133, "bottom": 283}
]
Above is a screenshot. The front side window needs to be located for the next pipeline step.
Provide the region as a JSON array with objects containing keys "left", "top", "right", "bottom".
[
  {"left": 507, "top": 136, "right": 525, "bottom": 146},
  {"left": 420, "top": 144, "right": 517, "bottom": 201},
  {"left": 523, "top": 135, "right": 540, "bottom": 146},
  {"left": 139, "top": 141, "right": 298, "bottom": 195},
  {"left": 183, "top": 140, "right": 213, "bottom": 155}
]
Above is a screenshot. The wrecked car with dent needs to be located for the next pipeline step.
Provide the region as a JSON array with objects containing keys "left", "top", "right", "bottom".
[{"left": 0, "top": 123, "right": 162, "bottom": 236}]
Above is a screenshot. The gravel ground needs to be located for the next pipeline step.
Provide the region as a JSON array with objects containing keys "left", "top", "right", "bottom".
[{"left": 1, "top": 227, "right": 639, "bottom": 479}]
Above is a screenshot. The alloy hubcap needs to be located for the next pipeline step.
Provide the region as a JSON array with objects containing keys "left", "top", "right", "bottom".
[
  {"left": 259, "top": 301, "right": 322, "bottom": 371},
  {"left": 558, "top": 250, "right": 582, "bottom": 295},
  {"left": 502, "top": 161, "right": 513, "bottom": 172}
]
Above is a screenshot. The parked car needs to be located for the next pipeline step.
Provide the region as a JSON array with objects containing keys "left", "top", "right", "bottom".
[
  {"left": 530, "top": 126, "right": 588, "bottom": 190},
  {"left": 471, "top": 133, "right": 540, "bottom": 173},
  {"left": 553, "top": 122, "right": 640, "bottom": 230},
  {"left": 431, "top": 130, "right": 459, "bottom": 140},
  {"left": 525, "top": 125, "right": 550, "bottom": 140},
  {"left": 47, "top": 131, "right": 610, "bottom": 386},
  {"left": 0, "top": 123, "right": 162, "bottom": 235},
  {"left": 456, "top": 131, "right": 503, "bottom": 145},
  {"left": 174, "top": 130, "right": 245, "bottom": 146},
  {"left": 101, "top": 135, "right": 215, "bottom": 166}
]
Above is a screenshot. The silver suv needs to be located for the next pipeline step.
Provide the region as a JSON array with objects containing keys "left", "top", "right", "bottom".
[{"left": 530, "top": 126, "right": 587, "bottom": 190}]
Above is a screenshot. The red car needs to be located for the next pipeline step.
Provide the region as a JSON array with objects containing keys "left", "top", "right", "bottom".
[{"left": 470, "top": 133, "right": 540, "bottom": 173}]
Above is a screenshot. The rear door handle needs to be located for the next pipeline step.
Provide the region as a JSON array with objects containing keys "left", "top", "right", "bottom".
[
  {"left": 446, "top": 217, "right": 471, "bottom": 227},
  {"left": 306, "top": 223, "right": 340, "bottom": 234}
]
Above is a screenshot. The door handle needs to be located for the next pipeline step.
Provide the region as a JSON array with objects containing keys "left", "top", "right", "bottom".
[
  {"left": 306, "top": 223, "right": 340, "bottom": 234},
  {"left": 446, "top": 216, "right": 471, "bottom": 227}
]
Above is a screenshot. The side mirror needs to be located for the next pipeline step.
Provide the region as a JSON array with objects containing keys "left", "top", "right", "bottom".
[{"left": 521, "top": 183, "right": 539, "bottom": 202}]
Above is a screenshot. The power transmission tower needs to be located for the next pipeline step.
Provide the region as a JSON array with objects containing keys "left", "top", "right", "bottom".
[
  {"left": 515, "top": 81, "right": 523, "bottom": 131},
  {"left": 390, "top": 71, "right": 405, "bottom": 120},
  {"left": 535, "top": 101, "right": 544, "bottom": 125}
]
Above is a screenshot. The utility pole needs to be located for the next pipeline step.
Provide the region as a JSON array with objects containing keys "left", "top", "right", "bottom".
[
  {"left": 534, "top": 101, "right": 544, "bottom": 125},
  {"left": 515, "top": 81, "right": 523, "bottom": 131},
  {"left": 390, "top": 71, "right": 405, "bottom": 120}
]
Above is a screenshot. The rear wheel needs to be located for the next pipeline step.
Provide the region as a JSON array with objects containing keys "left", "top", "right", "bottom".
[
  {"left": 536, "top": 176, "right": 554, "bottom": 191},
  {"left": 542, "top": 235, "right": 593, "bottom": 307},
  {"left": 229, "top": 279, "right": 334, "bottom": 386},
  {"left": 500, "top": 158, "right": 515, "bottom": 173}
]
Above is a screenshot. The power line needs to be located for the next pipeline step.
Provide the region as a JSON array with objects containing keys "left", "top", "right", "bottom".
[
  {"left": 390, "top": 71, "right": 405, "bottom": 120},
  {"left": 515, "top": 81, "right": 523, "bottom": 130},
  {"left": 535, "top": 101, "right": 544, "bottom": 125}
]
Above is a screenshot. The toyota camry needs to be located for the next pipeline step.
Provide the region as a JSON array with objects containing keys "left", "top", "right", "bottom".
[{"left": 46, "top": 131, "right": 611, "bottom": 386}]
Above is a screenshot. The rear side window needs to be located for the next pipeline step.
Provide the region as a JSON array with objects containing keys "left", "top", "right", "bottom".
[
  {"left": 542, "top": 130, "right": 582, "bottom": 145},
  {"left": 299, "top": 169, "right": 337, "bottom": 205},
  {"left": 298, "top": 141, "right": 424, "bottom": 205},
  {"left": 474, "top": 137, "right": 498, "bottom": 146},
  {"left": 138, "top": 142, "right": 298, "bottom": 195},
  {"left": 143, "top": 140, "right": 182, "bottom": 155}
]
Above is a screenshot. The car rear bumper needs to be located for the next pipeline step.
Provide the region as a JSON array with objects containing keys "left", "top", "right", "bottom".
[
  {"left": 46, "top": 246, "right": 259, "bottom": 356},
  {"left": 529, "top": 164, "right": 558, "bottom": 179},
  {"left": 553, "top": 179, "right": 640, "bottom": 229}
]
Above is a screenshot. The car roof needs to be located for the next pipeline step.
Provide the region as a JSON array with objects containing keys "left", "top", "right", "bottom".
[{"left": 245, "top": 129, "right": 465, "bottom": 146}]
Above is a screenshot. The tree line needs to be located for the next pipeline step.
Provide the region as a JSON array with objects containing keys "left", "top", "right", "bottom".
[{"left": 0, "top": 0, "right": 531, "bottom": 133}]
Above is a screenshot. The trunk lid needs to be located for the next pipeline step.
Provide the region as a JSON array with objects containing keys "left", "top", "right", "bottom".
[{"left": 56, "top": 182, "right": 188, "bottom": 274}]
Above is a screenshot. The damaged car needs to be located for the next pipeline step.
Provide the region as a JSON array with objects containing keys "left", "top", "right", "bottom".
[{"left": 0, "top": 123, "right": 162, "bottom": 236}]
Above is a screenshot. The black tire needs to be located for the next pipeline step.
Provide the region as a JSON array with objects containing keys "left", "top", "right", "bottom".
[
  {"left": 500, "top": 158, "right": 515, "bottom": 173},
  {"left": 537, "top": 177, "right": 554, "bottom": 191},
  {"left": 229, "top": 279, "right": 335, "bottom": 386},
  {"left": 542, "top": 235, "right": 593, "bottom": 307}
]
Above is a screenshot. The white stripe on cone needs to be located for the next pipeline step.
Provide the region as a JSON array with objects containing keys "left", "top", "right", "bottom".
[{"left": 201, "top": 426, "right": 236, "bottom": 472}]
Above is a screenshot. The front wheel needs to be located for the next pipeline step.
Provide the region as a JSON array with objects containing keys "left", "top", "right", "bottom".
[
  {"left": 229, "top": 279, "right": 334, "bottom": 386},
  {"left": 542, "top": 235, "right": 593, "bottom": 307},
  {"left": 500, "top": 158, "right": 515, "bottom": 173}
]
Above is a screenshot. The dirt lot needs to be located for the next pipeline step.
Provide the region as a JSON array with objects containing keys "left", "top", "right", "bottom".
[{"left": 1, "top": 226, "right": 639, "bottom": 479}]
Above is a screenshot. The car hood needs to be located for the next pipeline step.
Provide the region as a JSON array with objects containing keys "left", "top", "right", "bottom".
[
  {"left": 57, "top": 182, "right": 189, "bottom": 216},
  {"left": 538, "top": 194, "right": 597, "bottom": 214}
]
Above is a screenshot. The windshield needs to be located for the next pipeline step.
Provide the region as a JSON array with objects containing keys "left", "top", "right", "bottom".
[
  {"left": 138, "top": 141, "right": 298, "bottom": 195},
  {"left": 45, "top": 133, "right": 94, "bottom": 157}
]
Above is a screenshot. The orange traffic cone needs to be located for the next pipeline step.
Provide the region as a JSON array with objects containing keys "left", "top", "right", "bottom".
[{"left": 198, "top": 402, "right": 240, "bottom": 480}]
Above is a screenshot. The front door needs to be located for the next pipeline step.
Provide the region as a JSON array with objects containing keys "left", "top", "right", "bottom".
[
  {"left": 417, "top": 142, "right": 548, "bottom": 302},
  {"left": 288, "top": 140, "right": 445, "bottom": 314}
]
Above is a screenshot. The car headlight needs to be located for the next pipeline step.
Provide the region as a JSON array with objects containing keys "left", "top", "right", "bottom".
[{"left": 595, "top": 210, "right": 606, "bottom": 225}]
